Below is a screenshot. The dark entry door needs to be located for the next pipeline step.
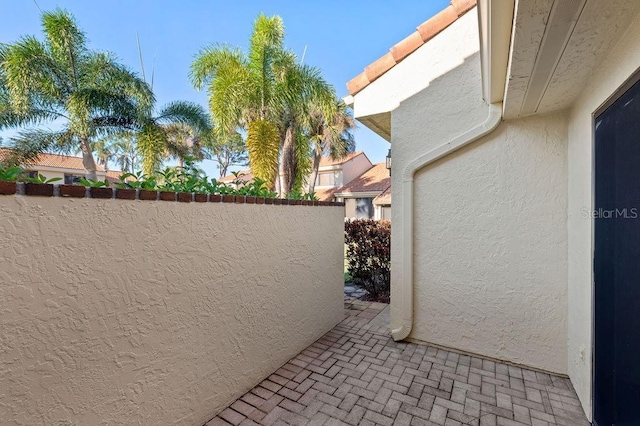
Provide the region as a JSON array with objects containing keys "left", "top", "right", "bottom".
[{"left": 594, "top": 78, "right": 640, "bottom": 426}]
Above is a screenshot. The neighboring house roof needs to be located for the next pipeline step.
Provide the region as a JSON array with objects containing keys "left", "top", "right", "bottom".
[
  {"left": 313, "top": 187, "right": 337, "bottom": 202},
  {"left": 346, "top": 0, "right": 476, "bottom": 96},
  {"left": 373, "top": 185, "right": 391, "bottom": 206},
  {"left": 219, "top": 169, "right": 253, "bottom": 183},
  {"left": 318, "top": 151, "right": 366, "bottom": 167},
  {"left": 0, "top": 148, "right": 106, "bottom": 172},
  {"left": 334, "top": 163, "right": 390, "bottom": 195}
]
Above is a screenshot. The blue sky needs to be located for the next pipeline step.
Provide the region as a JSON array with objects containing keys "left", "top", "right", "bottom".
[{"left": 1, "top": 0, "right": 450, "bottom": 176}]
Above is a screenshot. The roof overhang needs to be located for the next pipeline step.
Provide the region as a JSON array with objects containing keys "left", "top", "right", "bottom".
[
  {"left": 501, "top": 0, "right": 640, "bottom": 119},
  {"left": 334, "top": 191, "right": 383, "bottom": 198},
  {"left": 346, "top": 0, "right": 478, "bottom": 143}
]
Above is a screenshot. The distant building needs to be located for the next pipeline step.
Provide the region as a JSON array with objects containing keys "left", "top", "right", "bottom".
[
  {"left": 220, "top": 151, "right": 392, "bottom": 220},
  {"left": 333, "top": 163, "right": 390, "bottom": 220},
  {"left": 0, "top": 148, "right": 122, "bottom": 184}
]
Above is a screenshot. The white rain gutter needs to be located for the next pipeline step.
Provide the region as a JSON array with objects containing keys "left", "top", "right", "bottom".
[{"left": 392, "top": 102, "right": 503, "bottom": 341}]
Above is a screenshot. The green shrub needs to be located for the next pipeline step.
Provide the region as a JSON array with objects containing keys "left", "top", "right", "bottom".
[
  {"left": 344, "top": 219, "right": 391, "bottom": 302},
  {"left": 0, "top": 166, "right": 23, "bottom": 181}
]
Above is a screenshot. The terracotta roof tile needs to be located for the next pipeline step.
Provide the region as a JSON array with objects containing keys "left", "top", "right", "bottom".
[
  {"left": 391, "top": 31, "right": 424, "bottom": 62},
  {"left": 346, "top": 73, "right": 370, "bottom": 96},
  {"left": 417, "top": 6, "right": 458, "bottom": 42},
  {"left": 346, "top": 0, "right": 477, "bottom": 96},
  {"left": 364, "top": 52, "right": 396, "bottom": 85},
  {"left": 313, "top": 187, "right": 337, "bottom": 202},
  {"left": 452, "top": 0, "right": 477, "bottom": 15},
  {"left": 219, "top": 169, "right": 253, "bottom": 183},
  {"left": 335, "top": 163, "right": 390, "bottom": 194},
  {"left": 0, "top": 148, "right": 105, "bottom": 172}
]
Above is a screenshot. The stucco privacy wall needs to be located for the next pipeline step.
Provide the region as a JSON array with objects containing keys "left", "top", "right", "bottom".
[
  {"left": 388, "top": 9, "right": 569, "bottom": 373},
  {"left": 0, "top": 197, "right": 344, "bottom": 425},
  {"left": 567, "top": 9, "right": 640, "bottom": 418}
]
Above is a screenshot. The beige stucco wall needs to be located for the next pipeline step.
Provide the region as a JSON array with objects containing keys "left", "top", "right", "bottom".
[
  {"left": 567, "top": 9, "right": 640, "bottom": 418},
  {"left": 341, "top": 154, "right": 373, "bottom": 187},
  {"left": 409, "top": 112, "right": 569, "bottom": 373},
  {"left": 386, "top": 10, "right": 569, "bottom": 374},
  {"left": 0, "top": 196, "right": 344, "bottom": 425}
]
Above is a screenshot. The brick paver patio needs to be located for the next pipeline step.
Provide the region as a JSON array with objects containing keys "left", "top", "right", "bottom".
[{"left": 206, "top": 300, "right": 589, "bottom": 426}]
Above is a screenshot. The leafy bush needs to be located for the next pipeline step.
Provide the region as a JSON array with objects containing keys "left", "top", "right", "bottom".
[
  {"left": 344, "top": 219, "right": 391, "bottom": 302},
  {"left": 286, "top": 189, "right": 318, "bottom": 201},
  {"left": 1, "top": 160, "right": 314, "bottom": 200},
  {"left": 0, "top": 166, "right": 22, "bottom": 181},
  {"left": 25, "top": 173, "right": 62, "bottom": 184},
  {"left": 78, "top": 178, "right": 109, "bottom": 188}
]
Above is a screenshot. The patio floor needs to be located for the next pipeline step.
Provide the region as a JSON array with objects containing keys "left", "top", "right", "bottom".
[{"left": 205, "top": 300, "right": 589, "bottom": 426}]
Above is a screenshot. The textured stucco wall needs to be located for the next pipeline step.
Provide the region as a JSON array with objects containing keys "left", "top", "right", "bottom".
[
  {"left": 410, "top": 112, "right": 568, "bottom": 373},
  {"left": 0, "top": 197, "right": 344, "bottom": 425},
  {"left": 382, "top": 13, "right": 487, "bottom": 345},
  {"left": 389, "top": 11, "right": 569, "bottom": 373},
  {"left": 567, "top": 10, "right": 640, "bottom": 418}
]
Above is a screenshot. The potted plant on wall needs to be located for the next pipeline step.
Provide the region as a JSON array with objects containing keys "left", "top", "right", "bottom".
[
  {"left": 79, "top": 178, "right": 112, "bottom": 199},
  {"left": 24, "top": 173, "right": 62, "bottom": 196},
  {"left": 0, "top": 166, "right": 22, "bottom": 195},
  {"left": 115, "top": 172, "right": 158, "bottom": 200},
  {"left": 113, "top": 173, "right": 137, "bottom": 200},
  {"left": 59, "top": 181, "right": 87, "bottom": 198}
]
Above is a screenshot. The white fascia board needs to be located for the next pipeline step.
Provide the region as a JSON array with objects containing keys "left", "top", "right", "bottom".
[
  {"left": 479, "top": 0, "right": 515, "bottom": 104},
  {"left": 333, "top": 191, "right": 382, "bottom": 198}
]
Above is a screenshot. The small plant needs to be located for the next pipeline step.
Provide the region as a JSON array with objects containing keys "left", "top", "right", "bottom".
[
  {"left": 115, "top": 172, "right": 158, "bottom": 190},
  {"left": 238, "top": 177, "right": 277, "bottom": 198},
  {"left": 0, "top": 166, "right": 22, "bottom": 182},
  {"left": 25, "top": 173, "right": 62, "bottom": 184},
  {"left": 198, "top": 178, "right": 222, "bottom": 194},
  {"left": 286, "top": 189, "right": 318, "bottom": 201},
  {"left": 78, "top": 178, "right": 109, "bottom": 188}
]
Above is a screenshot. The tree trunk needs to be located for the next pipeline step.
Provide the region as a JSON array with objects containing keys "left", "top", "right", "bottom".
[
  {"left": 80, "top": 137, "right": 98, "bottom": 180},
  {"left": 218, "top": 152, "right": 229, "bottom": 178},
  {"left": 308, "top": 147, "right": 322, "bottom": 194},
  {"left": 219, "top": 163, "right": 228, "bottom": 179},
  {"left": 280, "top": 125, "right": 297, "bottom": 195}
]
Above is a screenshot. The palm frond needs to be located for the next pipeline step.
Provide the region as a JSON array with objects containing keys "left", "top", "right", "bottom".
[
  {"left": 84, "top": 54, "right": 155, "bottom": 116},
  {"left": 41, "top": 9, "right": 87, "bottom": 90},
  {"left": 1, "top": 36, "right": 69, "bottom": 112},
  {"left": 155, "top": 101, "right": 210, "bottom": 133},
  {"left": 190, "top": 46, "right": 250, "bottom": 133},
  {"left": 8, "top": 127, "right": 76, "bottom": 163},
  {"left": 247, "top": 119, "right": 279, "bottom": 185}
]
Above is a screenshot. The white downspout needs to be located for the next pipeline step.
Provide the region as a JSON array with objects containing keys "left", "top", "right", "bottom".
[{"left": 391, "top": 102, "right": 503, "bottom": 341}]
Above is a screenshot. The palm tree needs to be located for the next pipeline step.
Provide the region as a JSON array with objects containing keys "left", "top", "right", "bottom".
[
  {"left": 163, "top": 122, "right": 208, "bottom": 168},
  {"left": 111, "top": 133, "right": 138, "bottom": 174},
  {"left": 0, "top": 9, "right": 153, "bottom": 180},
  {"left": 91, "top": 138, "right": 115, "bottom": 171},
  {"left": 135, "top": 101, "right": 210, "bottom": 175},
  {"left": 275, "top": 52, "right": 335, "bottom": 194},
  {"left": 191, "top": 14, "right": 287, "bottom": 188},
  {"left": 307, "top": 99, "right": 356, "bottom": 195}
]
